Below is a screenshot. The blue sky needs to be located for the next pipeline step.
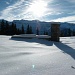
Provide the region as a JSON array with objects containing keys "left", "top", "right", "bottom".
[{"left": 0, "top": 0, "right": 75, "bottom": 23}]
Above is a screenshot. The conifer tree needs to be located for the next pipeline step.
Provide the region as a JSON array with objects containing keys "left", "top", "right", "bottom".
[
  {"left": 14, "top": 24, "right": 17, "bottom": 35},
  {"left": 1, "top": 20, "right": 5, "bottom": 34},
  {"left": 68, "top": 28, "right": 71, "bottom": 36},
  {"left": 5, "top": 21, "right": 9, "bottom": 35},
  {"left": 26, "top": 24, "right": 30, "bottom": 34},
  {"left": 29, "top": 26, "right": 32, "bottom": 34},
  {"left": 36, "top": 27, "right": 39, "bottom": 35},
  {"left": 21, "top": 24, "right": 25, "bottom": 34},
  {"left": 44, "top": 30, "right": 46, "bottom": 35}
]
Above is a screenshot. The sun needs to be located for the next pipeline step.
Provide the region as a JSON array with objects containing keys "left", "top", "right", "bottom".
[{"left": 28, "top": 0, "right": 47, "bottom": 18}]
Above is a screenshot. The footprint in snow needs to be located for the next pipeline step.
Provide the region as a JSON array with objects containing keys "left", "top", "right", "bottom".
[{"left": 71, "top": 66, "right": 75, "bottom": 69}]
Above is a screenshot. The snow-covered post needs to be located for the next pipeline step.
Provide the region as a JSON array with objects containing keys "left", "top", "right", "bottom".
[{"left": 51, "top": 22, "right": 60, "bottom": 42}]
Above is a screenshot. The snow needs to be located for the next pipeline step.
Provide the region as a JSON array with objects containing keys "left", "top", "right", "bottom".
[
  {"left": 12, "top": 34, "right": 51, "bottom": 39},
  {"left": 0, "top": 35, "right": 75, "bottom": 75}
]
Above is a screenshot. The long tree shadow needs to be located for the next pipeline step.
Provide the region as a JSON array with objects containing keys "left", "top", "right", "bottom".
[
  {"left": 54, "top": 42, "right": 75, "bottom": 60},
  {"left": 10, "top": 37, "right": 53, "bottom": 46}
]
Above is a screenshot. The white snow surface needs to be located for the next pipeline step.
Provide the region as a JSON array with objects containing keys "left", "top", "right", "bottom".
[{"left": 0, "top": 35, "right": 75, "bottom": 75}]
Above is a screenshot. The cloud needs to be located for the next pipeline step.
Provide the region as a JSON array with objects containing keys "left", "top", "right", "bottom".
[
  {"left": 0, "top": 0, "right": 47, "bottom": 21},
  {"left": 66, "top": 0, "right": 75, "bottom": 3},
  {"left": 51, "top": 15, "right": 75, "bottom": 23},
  {"left": 10, "top": 0, "right": 12, "bottom": 2},
  {"left": 44, "top": 11, "right": 63, "bottom": 17},
  {"left": 0, "top": 0, "right": 31, "bottom": 21},
  {"left": 5, "top": 1, "right": 10, "bottom": 5},
  {"left": 68, "top": 11, "right": 75, "bottom": 15},
  {"left": 0, "top": 0, "right": 75, "bottom": 23}
]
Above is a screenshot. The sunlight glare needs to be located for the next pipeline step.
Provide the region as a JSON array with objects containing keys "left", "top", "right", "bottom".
[
  {"left": 32, "top": 65, "right": 35, "bottom": 69},
  {"left": 28, "top": 0, "right": 47, "bottom": 18}
]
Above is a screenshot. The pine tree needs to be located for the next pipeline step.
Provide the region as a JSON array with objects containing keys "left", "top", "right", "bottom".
[
  {"left": 45, "top": 32, "right": 48, "bottom": 35},
  {"left": 26, "top": 24, "right": 30, "bottom": 34},
  {"left": 1, "top": 20, "right": 5, "bottom": 34},
  {"left": 73, "top": 30, "right": 75, "bottom": 36},
  {"left": 26, "top": 25, "right": 33, "bottom": 34},
  {"left": 11, "top": 22, "right": 17, "bottom": 35},
  {"left": 68, "top": 28, "right": 71, "bottom": 36},
  {"left": 14, "top": 24, "right": 17, "bottom": 35},
  {"left": 5, "top": 21, "right": 9, "bottom": 35},
  {"left": 44, "top": 30, "right": 48, "bottom": 35},
  {"left": 44, "top": 30, "right": 46, "bottom": 35},
  {"left": 36, "top": 27, "right": 39, "bottom": 35},
  {"left": 0, "top": 22, "right": 1, "bottom": 34},
  {"left": 0, "top": 20, "right": 25, "bottom": 35},
  {"left": 21, "top": 24, "right": 25, "bottom": 34},
  {"left": 17, "top": 28, "right": 20, "bottom": 35},
  {"left": 29, "top": 26, "right": 32, "bottom": 34}
]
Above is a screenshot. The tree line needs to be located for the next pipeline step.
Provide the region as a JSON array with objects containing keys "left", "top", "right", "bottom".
[
  {"left": 0, "top": 20, "right": 33, "bottom": 35},
  {"left": 0, "top": 19, "right": 75, "bottom": 36},
  {"left": 60, "top": 28, "right": 75, "bottom": 37}
]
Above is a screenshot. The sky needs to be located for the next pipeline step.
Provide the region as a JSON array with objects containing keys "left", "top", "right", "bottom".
[{"left": 0, "top": 0, "right": 75, "bottom": 23}]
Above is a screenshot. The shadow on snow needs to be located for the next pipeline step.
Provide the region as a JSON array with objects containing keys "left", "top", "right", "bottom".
[
  {"left": 54, "top": 42, "right": 75, "bottom": 60},
  {"left": 10, "top": 37, "right": 53, "bottom": 46},
  {"left": 10, "top": 37, "right": 75, "bottom": 60}
]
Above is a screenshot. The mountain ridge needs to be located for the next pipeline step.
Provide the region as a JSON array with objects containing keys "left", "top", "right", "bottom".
[{"left": 0, "top": 19, "right": 75, "bottom": 35}]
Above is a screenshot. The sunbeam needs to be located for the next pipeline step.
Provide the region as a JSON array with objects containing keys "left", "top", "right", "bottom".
[{"left": 28, "top": 0, "right": 47, "bottom": 18}]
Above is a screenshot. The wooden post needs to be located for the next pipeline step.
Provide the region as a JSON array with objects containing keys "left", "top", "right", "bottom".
[{"left": 51, "top": 22, "right": 60, "bottom": 42}]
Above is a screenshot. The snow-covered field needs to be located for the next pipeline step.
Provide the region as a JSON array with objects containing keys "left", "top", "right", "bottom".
[{"left": 0, "top": 35, "right": 75, "bottom": 75}]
